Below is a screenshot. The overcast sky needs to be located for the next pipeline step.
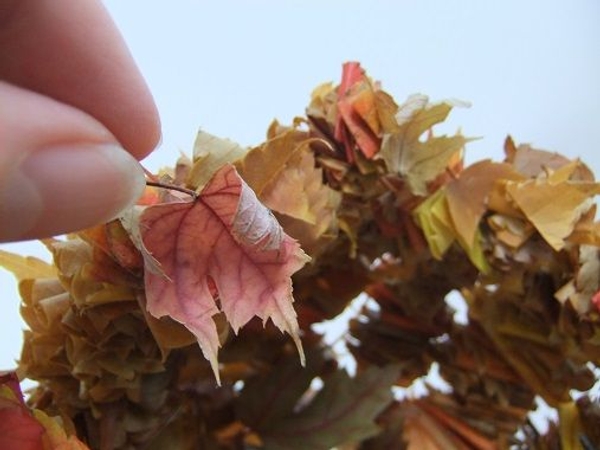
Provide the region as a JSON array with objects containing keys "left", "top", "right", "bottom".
[{"left": 1, "top": 0, "right": 599, "bottom": 372}]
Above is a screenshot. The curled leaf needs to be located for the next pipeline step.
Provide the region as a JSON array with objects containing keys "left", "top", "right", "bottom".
[{"left": 505, "top": 165, "right": 600, "bottom": 251}]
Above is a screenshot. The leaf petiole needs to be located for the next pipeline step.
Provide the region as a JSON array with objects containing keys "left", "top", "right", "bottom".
[{"left": 145, "top": 180, "right": 198, "bottom": 199}]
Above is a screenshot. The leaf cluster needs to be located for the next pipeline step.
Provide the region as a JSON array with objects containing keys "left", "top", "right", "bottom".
[{"left": 1, "top": 62, "right": 600, "bottom": 449}]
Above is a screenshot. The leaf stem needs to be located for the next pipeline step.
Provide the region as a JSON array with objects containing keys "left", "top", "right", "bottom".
[{"left": 146, "top": 180, "right": 198, "bottom": 199}]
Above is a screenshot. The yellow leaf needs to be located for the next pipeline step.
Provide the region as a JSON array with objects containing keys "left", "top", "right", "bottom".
[
  {"left": 235, "top": 124, "right": 308, "bottom": 196},
  {"left": 188, "top": 130, "right": 249, "bottom": 190},
  {"left": 414, "top": 188, "right": 490, "bottom": 273},
  {"left": 374, "top": 90, "right": 400, "bottom": 133},
  {"left": 413, "top": 189, "right": 455, "bottom": 259},
  {"left": 33, "top": 409, "right": 90, "bottom": 450},
  {"left": 464, "top": 228, "right": 491, "bottom": 274},
  {"left": 505, "top": 178, "right": 600, "bottom": 251},
  {"left": 0, "top": 249, "right": 56, "bottom": 280},
  {"left": 567, "top": 205, "right": 600, "bottom": 246},
  {"left": 261, "top": 145, "right": 320, "bottom": 223},
  {"left": 306, "top": 82, "right": 337, "bottom": 126}
]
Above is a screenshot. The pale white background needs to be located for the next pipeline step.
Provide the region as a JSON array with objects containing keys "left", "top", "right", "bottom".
[{"left": 1, "top": 0, "right": 599, "bottom": 403}]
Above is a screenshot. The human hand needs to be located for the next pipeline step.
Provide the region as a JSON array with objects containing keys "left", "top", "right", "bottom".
[{"left": 0, "top": 0, "right": 160, "bottom": 242}]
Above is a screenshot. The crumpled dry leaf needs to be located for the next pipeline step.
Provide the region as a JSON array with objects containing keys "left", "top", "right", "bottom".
[
  {"left": 504, "top": 135, "right": 594, "bottom": 180},
  {"left": 465, "top": 280, "right": 597, "bottom": 407},
  {"left": 331, "top": 61, "right": 400, "bottom": 162},
  {"left": 379, "top": 94, "right": 470, "bottom": 196},
  {"left": 413, "top": 189, "right": 455, "bottom": 260},
  {"left": 504, "top": 161, "right": 600, "bottom": 251},
  {"left": 140, "top": 164, "right": 309, "bottom": 383},
  {"left": 555, "top": 245, "right": 600, "bottom": 314},
  {"left": 413, "top": 188, "right": 489, "bottom": 273},
  {"left": 0, "top": 250, "right": 56, "bottom": 280}
]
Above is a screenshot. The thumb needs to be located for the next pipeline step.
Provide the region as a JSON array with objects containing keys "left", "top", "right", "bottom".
[{"left": 0, "top": 82, "right": 146, "bottom": 242}]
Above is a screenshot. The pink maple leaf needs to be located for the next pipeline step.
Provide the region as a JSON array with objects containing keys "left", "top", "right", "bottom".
[{"left": 140, "top": 164, "right": 309, "bottom": 383}]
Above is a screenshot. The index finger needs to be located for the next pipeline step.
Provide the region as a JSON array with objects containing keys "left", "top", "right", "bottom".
[{"left": 0, "top": 0, "right": 161, "bottom": 159}]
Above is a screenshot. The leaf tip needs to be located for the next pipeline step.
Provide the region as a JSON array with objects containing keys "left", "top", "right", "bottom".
[
  {"left": 209, "top": 354, "right": 222, "bottom": 386},
  {"left": 293, "top": 333, "right": 306, "bottom": 367}
]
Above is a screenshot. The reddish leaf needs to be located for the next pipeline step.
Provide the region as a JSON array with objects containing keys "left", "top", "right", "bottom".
[
  {"left": 334, "top": 61, "right": 367, "bottom": 162},
  {"left": 338, "top": 89, "right": 381, "bottom": 159},
  {"left": 0, "top": 373, "right": 43, "bottom": 450},
  {"left": 140, "top": 164, "right": 309, "bottom": 382},
  {"left": 0, "top": 408, "right": 44, "bottom": 450},
  {"left": 334, "top": 61, "right": 364, "bottom": 141},
  {"left": 0, "top": 372, "right": 89, "bottom": 450}
]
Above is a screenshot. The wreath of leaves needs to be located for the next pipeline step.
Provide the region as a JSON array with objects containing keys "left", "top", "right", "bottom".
[{"left": 1, "top": 62, "right": 599, "bottom": 450}]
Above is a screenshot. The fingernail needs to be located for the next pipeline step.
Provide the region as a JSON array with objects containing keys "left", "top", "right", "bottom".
[{"left": 0, "top": 144, "right": 145, "bottom": 241}]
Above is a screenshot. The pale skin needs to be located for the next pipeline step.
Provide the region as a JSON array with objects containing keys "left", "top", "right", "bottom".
[{"left": 0, "top": 0, "right": 161, "bottom": 241}]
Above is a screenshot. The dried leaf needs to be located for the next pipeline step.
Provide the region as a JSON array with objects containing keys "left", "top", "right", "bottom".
[
  {"left": 236, "top": 126, "right": 339, "bottom": 224},
  {"left": 338, "top": 82, "right": 381, "bottom": 159},
  {"left": 239, "top": 133, "right": 341, "bottom": 256},
  {"left": 188, "top": 130, "right": 249, "bottom": 190},
  {"left": 33, "top": 409, "right": 90, "bottom": 450},
  {"left": 380, "top": 95, "right": 469, "bottom": 195},
  {"left": 555, "top": 245, "right": 600, "bottom": 314},
  {"left": 505, "top": 169, "right": 600, "bottom": 251},
  {"left": 238, "top": 353, "right": 398, "bottom": 450},
  {"left": 0, "top": 250, "right": 56, "bottom": 280},
  {"left": 140, "top": 164, "right": 309, "bottom": 382},
  {"left": 504, "top": 136, "right": 580, "bottom": 178},
  {"left": 413, "top": 189, "right": 490, "bottom": 273},
  {"left": 413, "top": 189, "right": 455, "bottom": 259},
  {"left": 445, "top": 160, "right": 520, "bottom": 251},
  {"left": 119, "top": 206, "right": 166, "bottom": 277}
]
